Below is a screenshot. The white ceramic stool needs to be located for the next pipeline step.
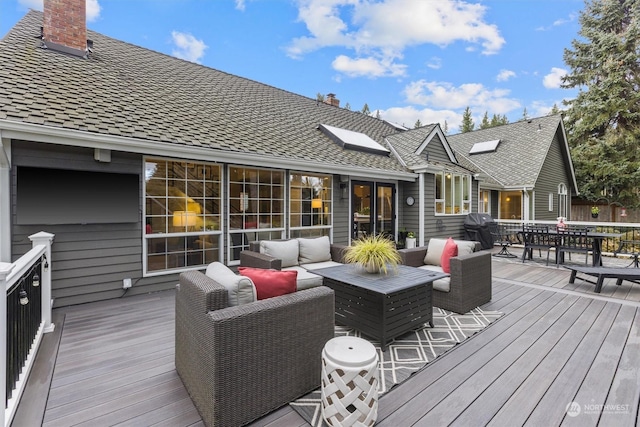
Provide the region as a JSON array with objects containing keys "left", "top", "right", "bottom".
[{"left": 321, "top": 336, "right": 379, "bottom": 427}]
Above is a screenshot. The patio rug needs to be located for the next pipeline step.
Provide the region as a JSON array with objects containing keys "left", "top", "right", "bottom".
[{"left": 290, "top": 306, "right": 503, "bottom": 426}]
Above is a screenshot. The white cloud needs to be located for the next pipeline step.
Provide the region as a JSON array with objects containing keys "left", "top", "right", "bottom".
[
  {"left": 379, "top": 106, "right": 461, "bottom": 132},
  {"left": 496, "top": 69, "right": 515, "bottom": 82},
  {"left": 171, "top": 31, "right": 208, "bottom": 63},
  {"left": 287, "top": 0, "right": 505, "bottom": 78},
  {"left": 427, "top": 57, "right": 442, "bottom": 70},
  {"left": 332, "top": 55, "right": 406, "bottom": 78},
  {"left": 403, "top": 80, "right": 521, "bottom": 114},
  {"left": 19, "top": 0, "right": 101, "bottom": 22},
  {"left": 235, "top": 0, "right": 246, "bottom": 11},
  {"left": 543, "top": 67, "right": 567, "bottom": 89}
]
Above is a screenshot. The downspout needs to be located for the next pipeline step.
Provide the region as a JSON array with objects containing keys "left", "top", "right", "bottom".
[
  {"left": 0, "top": 135, "right": 10, "bottom": 262},
  {"left": 419, "top": 172, "right": 425, "bottom": 247}
]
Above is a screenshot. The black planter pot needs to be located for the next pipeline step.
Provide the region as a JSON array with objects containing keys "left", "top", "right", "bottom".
[{"left": 591, "top": 213, "right": 598, "bottom": 218}]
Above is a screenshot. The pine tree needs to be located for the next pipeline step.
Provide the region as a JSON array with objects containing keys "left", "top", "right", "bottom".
[
  {"left": 549, "top": 104, "right": 561, "bottom": 115},
  {"left": 460, "top": 106, "right": 474, "bottom": 133},
  {"left": 480, "top": 111, "right": 491, "bottom": 129},
  {"left": 345, "top": 102, "right": 351, "bottom": 111},
  {"left": 521, "top": 107, "right": 529, "bottom": 121},
  {"left": 316, "top": 93, "right": 325, "bottom": 102},
  {"left": 562, "top": 0, "right": 640, "bottom": 208},
  {"left": 376, "top": 110, "right": 381, "bottom": 119},
  {"left": 414, "top": 119, "right": 422, "bottom": 128},
  {"left": 361, "top": 103, "right": 370, "bottom": 115}
]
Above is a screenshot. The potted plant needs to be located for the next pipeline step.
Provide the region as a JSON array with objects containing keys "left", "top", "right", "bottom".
[
  {"left": 591, "top": 206, "right": 599, "bottom": 218},
  {"left": 344, "top": 233, "right": 401, "bottom": 274},
  {"left": 405, "top": 231, "right": 417, "bottom": 249}
]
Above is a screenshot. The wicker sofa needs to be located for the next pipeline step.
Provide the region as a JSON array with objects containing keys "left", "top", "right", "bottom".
[
  {"left": 239, "top": 236, "right": 348, "bottom": 289},
  {"left": 399, "top": 238, "right": 492, "bottom": 314},
  {"left": 175, "top": 269, "right": 335, "bottom": 427}
]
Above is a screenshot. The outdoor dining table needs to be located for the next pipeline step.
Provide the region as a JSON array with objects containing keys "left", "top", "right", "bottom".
[
  {"left": 518, "top": 227, "right": 622, "bottom": 267},
  {"left": 545, "top": 229, "right": 621, "bottom": 267}
]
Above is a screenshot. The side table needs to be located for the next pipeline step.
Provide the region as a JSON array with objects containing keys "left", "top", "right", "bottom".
[{"left": 321, "top": 336, "right": 379, "bottom": 427}]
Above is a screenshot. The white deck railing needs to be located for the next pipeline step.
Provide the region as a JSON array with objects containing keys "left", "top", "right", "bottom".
[{"left": 1, "top": 232, "right": 54, "bottom": 427}]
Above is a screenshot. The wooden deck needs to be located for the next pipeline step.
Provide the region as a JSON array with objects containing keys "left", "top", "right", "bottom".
[{"left": 13, "top": 252, "right": 640, "bottom": 426}]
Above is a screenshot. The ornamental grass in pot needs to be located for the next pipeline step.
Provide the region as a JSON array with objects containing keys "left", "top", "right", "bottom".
[{"left": 344, "top": 233, "right": 402, "bottom": 274}]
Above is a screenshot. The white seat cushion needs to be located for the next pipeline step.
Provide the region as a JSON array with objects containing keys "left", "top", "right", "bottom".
[
  {"left": 260, "top": 240, "right": 299, "bottom": 268},
  {"left": 301, "top": 260, "right": 343, "bottom": 270},
  {"left": 283, "top": 266, "right": 323, "bottom": 290},
  {"left": 205, "top": 262, "right": 256, "bottom": 306},
  {"left": 418, "top": 265, "right": 450, "bottom": 292},
  {"left": 297, "top": 236, "right": 332, "bottom": 264}
]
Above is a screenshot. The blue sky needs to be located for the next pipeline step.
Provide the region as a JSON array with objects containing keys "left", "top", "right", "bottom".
[{"left": 0, "top": 0, "right": 584, "bottom": 133}]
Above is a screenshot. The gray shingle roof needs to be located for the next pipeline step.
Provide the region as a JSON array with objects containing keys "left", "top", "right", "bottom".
[
  {"left": 447, "top": 115, "right": 565, "bottom": 188},
  {"left": 0, "top": 11, "right": 411, "bottom": 175}
]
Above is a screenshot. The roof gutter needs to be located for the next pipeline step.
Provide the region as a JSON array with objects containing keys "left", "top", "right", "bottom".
[{"left": 0, "top": 120, "right": 417, "bottom": 181}]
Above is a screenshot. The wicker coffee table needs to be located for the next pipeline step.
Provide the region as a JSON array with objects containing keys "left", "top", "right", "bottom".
[{"left": 313, "top": 264, "right": 447, "bottom": 350}]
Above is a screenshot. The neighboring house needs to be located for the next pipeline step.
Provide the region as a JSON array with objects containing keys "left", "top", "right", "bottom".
[
  {"left": 447, "top": 115, "right": 579, "bottom": 222},
  {"left": 0, "top": 1, "right": 573, "bottom": 307}
]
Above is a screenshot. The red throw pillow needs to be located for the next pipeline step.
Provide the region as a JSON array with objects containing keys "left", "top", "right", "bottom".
[
  {"left": 440, "top": 237, "right": 458, "bottom": 274},
  {"left": 238, "top": 267, "right": 297, "bottom": 300}
]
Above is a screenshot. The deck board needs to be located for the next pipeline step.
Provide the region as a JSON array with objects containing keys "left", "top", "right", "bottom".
[{"left": 12, "top": 255, "right": 640, "bottom": 426}]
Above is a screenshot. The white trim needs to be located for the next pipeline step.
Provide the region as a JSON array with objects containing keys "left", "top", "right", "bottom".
[
  {"left": 0, "top": 137, "right": 10, "bottom": 263},
  {"left": 0, "top": 120, "right": 417, "bottom": 181},
  {"left": 414, "top": 125, "right": 457, "bottom": 163},
  {"left": 419, "top": 173, "right": 425, "bottom": 247}
]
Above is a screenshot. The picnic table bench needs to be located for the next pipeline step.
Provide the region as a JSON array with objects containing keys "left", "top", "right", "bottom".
[{"left": 565, "top": 265, "right": 640, "bottom": 293}]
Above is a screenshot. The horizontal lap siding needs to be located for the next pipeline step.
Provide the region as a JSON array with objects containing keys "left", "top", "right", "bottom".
[
  {"left": 535, "top": 127, "right": 572, "bottom": 221},
  {"left": 332, "top": 175, "right": 350, "bottom": 245},
  {"left": 11, "top": 141, "right": 177, "bottom": 307}
]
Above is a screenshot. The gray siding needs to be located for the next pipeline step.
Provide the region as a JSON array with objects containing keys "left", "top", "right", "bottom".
[
  {"left": 332, "top": 175, "right": 350, "bottom": 245},
  {"left": 399, "top": 181, "right": 420, "bottom": 237},
  {"left": 11, "top": 141, "right": 177, "bottom": 307},
  {"left": 425, "top": 134, "right": 452, "bottom": 163},
  {"left": 534, "top": 128, "right": 573, "bottom": 221}
]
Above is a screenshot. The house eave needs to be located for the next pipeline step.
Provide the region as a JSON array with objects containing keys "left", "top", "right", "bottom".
[{"left": 0, "top": 120, "right": 417, "bottom": 181}]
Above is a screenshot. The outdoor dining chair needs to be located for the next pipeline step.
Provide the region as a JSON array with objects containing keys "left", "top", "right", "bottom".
[
  {"left": 522, "top": 225, "right": 556, "bottom": 266},
  {"left": 489, "top": 222, "right": 517, "bottom": 258},
  {"left": 556, "top": 229, "right": 591, "bottom": 267}
]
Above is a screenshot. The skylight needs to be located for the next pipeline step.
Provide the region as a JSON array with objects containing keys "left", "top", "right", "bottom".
[
  {"left": 470, "top": 139, "right": 500, "bottom": 154},
  {"left": 319, "top": 124, "right": 390, "bottom": 155}
]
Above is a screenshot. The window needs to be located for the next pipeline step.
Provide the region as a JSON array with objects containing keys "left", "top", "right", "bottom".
[
  {"left": 479, "top": 190, "right": 490, "bottom": 214},
  {"left": 290, "top": 172, "right": 332, "bottom": 238},
  {"left": 549, "top": 193, "right": 554, "bottom": 211},
  {"left": 228, "top": 166, "right": 285, "bottom": 263},
  {"left": 435, "top": 171, "right": 471, "bottom": 215},
  {"left": 558, "top": 183, "right": 568, "bottom": 217},
  {"left": 144, "top": 158, "right": 222, "bottom": 274}
]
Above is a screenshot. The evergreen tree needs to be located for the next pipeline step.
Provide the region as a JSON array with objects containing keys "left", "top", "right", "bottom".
[
  {"left": 460, "top": 106, "right": 474, "bottom": 133},
  {"left": 316, "top": 93, "right": 325, "bottom": 102},
  {"left": 480, "top": 111, "right": 491, "bottom": 129},
  {"left": 361, "top": 103, "right": 371, "bottom": 115},
  {"left": 376, "top": 110, "right": 381, "bottom": 119},
  {"left": 549, "top": 104, "right": 561, "bottom": 115},
  {"left": 443, "top": 120, "right": 449, "bottom": 135},
  {"left": 345, "top": 102, "right": 351, "bottom": 111},
  {"left": 562, "top": 0, "right": 640, "bottom": 208},
  {"left": 521, "top": 107, "right": 529, "bottom": 121},
  {"left": 414, "top": 119, "right": 422, "bottom": 128}
]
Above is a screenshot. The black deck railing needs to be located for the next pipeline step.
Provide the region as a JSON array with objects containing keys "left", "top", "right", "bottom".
[{"left": 5, "top": 259, "right": 42, "bottom": 407}]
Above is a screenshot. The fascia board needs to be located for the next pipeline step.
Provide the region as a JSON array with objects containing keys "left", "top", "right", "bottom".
[{"left": 1, "top": 120, "right": 418, "bottom": 181}]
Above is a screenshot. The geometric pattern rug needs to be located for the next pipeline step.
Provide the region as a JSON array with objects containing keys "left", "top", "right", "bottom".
[{"left": 290, "top": 306, "right": 503, "bottom": 426}]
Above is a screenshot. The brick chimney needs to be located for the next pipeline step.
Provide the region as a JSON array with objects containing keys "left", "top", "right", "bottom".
[
  {"left": 325, "top": 93, "right": 340, "bottom": 107},
  {"left": 43, "top": 0, "right": 88, "bottom": 57}
]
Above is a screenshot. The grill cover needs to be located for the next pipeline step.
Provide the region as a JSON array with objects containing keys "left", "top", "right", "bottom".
[{"left": 463, "top": 213, "right": 495, "bottom": 249}]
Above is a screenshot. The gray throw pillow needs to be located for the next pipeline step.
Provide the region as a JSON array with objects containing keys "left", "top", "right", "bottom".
[
  {"left": 297, "top": 236, "right": 332, "bottom": 264},
  {"left": 260, "top": 239, "right": 300, "bottom": 267},
  {"left": 205, "top": 262, "right": 256, "bottom": 306}
]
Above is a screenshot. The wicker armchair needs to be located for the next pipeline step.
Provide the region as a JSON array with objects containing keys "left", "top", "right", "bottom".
[
  {"left": 398, "top": 240, "right": 492, "bottom": 314},
  {"left": 175, "top": 270, "right": 335, "bottom": 427}
]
